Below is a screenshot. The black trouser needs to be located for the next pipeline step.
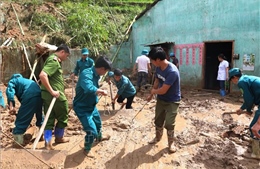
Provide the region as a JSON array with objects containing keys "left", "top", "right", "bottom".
[
  {"left": 117, "top": 94, "right": 135, "bottom": 109},
  {"left": 137, "top": 72, "right": 148, "bottom": 88}
]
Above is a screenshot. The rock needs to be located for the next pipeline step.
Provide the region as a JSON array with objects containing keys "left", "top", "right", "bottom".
[
  {"left": 114, "top": 120, "right": 130, "bottom": 129},
  {"left": 67, "top": 130, "right": 73, "bottom": 136},
  {"left": 111, "top": 126, "right": 124, "bottom": 132},
  {"left": 73, "top": 130, "right": 81, "bottom": 135}
]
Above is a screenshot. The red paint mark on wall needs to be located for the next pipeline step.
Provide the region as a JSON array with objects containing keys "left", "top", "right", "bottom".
[
  {"left": 186, "top": 48, "right": 189, "bottom": 65},
  {"left": 199, "top": 47, "right": 203, "bottom": 65},
  {"left": 174, "top": 43, "right": 204, "bottom": 66},
  {"left": 179, "top": 48, "right": 183, "bottom": 65},
  {"left": 174, "top": 48, "right": 177, "bottom": 58},
  {"left": 192, "top": 48, "right": 196, "bottom": 65}
]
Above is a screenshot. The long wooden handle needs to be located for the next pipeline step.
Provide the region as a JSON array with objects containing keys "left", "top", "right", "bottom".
[
  {"left": 109, "top": 83, "right": 115, "bottom": 110},
  {"left": 223, "top": 111, "right": 237, "bottom": 115},
  {"left": 32, "top": 97, "right": 57, "bottom": 150},
  {"left": 29, "top": 60, "right": 38, "bottom": 80},
  {"left": 22, "top": 43, "right": 38, "bottom": 82},
  {"left": 223, "top": 111, "right": 248, "bottom": 115},
  {"left": 71, "top": 77, "right": 74, "bottom": 99}
]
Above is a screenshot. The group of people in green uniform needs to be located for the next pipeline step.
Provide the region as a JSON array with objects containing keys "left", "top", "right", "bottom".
[{"left": 3, "top": 44, "right": 260, "bottom": 159}]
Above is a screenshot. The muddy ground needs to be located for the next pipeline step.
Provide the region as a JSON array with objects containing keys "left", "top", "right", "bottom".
[{"left": 0, "top": 81, "right": 260, "bottom": 169}]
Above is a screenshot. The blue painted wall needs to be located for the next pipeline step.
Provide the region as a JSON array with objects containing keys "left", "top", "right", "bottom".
[
  {"left": 113, "top": 0, "right": 260, "bottom": 88},
  {"left": 109, "top": 42, "right": 133, "bottom": 70}
]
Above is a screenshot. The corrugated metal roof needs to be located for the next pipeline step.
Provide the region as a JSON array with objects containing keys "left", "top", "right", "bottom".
[{"left": 144, "top": 41, "right": 175, "bottom": 47}]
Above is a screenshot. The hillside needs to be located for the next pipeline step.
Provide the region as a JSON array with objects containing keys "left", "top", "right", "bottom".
[{"left": 0, "top": 0, "right": 153, "bottom": 55}]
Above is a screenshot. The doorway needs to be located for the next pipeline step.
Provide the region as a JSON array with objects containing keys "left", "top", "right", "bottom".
[{"left": 204, "top": 41, "right": 233, "bottom": 90}]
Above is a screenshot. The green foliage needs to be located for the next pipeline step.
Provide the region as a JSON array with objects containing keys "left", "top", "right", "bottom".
[
  {"left": 9, "top": 0, "right": 153, "bottom": 55},
  {"left": 30, "top": 12, "right": 62, "bottom": 33},
  {"left": 60, "top": 1, "right": 118, "bottom": 53},
  {"left": 8, "top": 0, "right": 43, "bottom": 5}
]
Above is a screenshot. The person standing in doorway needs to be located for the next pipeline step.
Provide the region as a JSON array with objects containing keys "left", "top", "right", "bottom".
[
  {"left": 39, "top": 44, "right": 71, "bottom": 150},
  {"left": 217, "top": 53, "right": 229, "bottom": 101},
  {"left": 133, "top": 49, "right": 151, "bottom": 91},
  {"left": 147, "top": 46, "right": 181, "bottom": 153}
]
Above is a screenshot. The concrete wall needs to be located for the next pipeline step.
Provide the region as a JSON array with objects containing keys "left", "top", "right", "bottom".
[
  {"left": 109, "top": 42, "right": 133, "bottom": 70},
  {"left": 122, "top": 0, "right": 260, "bottom": 87},
  {"left": 0, "top": 45, "right": 132, "bottom": 84}
]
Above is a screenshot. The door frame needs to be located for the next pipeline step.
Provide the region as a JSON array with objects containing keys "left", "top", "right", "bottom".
[{"left": 201, "top": 40, "right": 234, "bottom": 90}]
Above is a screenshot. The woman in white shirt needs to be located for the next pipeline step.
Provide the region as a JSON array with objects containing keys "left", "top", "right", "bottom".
[{"left": 217, "top": 54, "right": 229, "bottom": 100}]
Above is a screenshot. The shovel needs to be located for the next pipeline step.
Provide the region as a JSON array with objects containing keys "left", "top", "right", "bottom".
[
  {"left": 1, "top": 133, "right": 67, "bottom": 169},
  {"left": 222, "top": 111, "right": 250, "bottom": 124},
  {"left": 1, "top": 97, "right": 68, "bottom": 169},
  {"left": 109, "top": 82, "right": 115, "bottom": 110},
  {"left": 222, "top": 111, "right": 249, "bottom": 117}
]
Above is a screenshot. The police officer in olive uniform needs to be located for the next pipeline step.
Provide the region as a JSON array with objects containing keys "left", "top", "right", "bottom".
[{"left": 39, "top": 44, "right": 71, "bottom": 150}]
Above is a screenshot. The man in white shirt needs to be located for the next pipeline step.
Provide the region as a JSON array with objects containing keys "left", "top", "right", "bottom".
[{"left": 133, "top": 49, "right": 151, "bottom": 91}]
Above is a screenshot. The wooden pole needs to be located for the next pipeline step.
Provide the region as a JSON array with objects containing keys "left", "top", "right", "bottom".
[
  {"left": 22, "top": 43, "right": 38, "bottom": 83},
  {"left": 100, "top": 15, "right": 137, "bottom": 83},
  {"left": 32, "top": 97, "right": 56, "bottom": 150},
  {"left": 109, "top": 83, "right": 115, "bottom": 110},
  {"left": 11, "top": 4, "right": 24, "bottom": 36},
  {"left": 29, "top": 59, "right": 38, "bottom": 80},
  {"left": 111, "top": 15, "right": 137, "bottom": 64},
  {"left": 1, "top": 37, "right": 11, "bottom": 47},
  {"left": 6, "top": 38, "right": 14, "bottom": 47},
  {"left": 71, "top": 76, "right": 74, "bottom": 102}
]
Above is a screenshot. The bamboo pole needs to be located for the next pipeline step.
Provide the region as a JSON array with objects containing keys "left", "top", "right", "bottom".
[
  {"left": 29, "top": 60, "right": 38, "bottom": 80},
  {"left": 11, "top": 4, "right": 24, "bottom": 36},
  {"left": 22, "top": 43, "right": 38, "bottom": 83},
  {"left": 100, "top": 15, "right": 137, "bottom": 83},
  {"left": 111, "top": 15, "right": 137, "bottom": 64},
  {"left": 109, "top": 83, "right": 115, "bottom": 110},
  {"left": 1, "top": 37, "right": 11, "bottom": 47},
  {"left": 6, "top": 38, "right": 14, "bottom": 47}
]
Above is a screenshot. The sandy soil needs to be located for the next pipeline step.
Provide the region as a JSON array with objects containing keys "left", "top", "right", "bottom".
[{"left": 1, "top": 81, "right": 260, "bottom": 169}]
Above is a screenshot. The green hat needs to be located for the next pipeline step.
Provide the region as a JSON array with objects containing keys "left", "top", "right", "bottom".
[
  {"left": 141, "top": 49, "right": 149, "bottom": 56},
  {"left": 228, "top": 68, "right": 240, "bottom": 80},
  {"left": 82, "top": 48, "right": 89, "bottom": 55}
]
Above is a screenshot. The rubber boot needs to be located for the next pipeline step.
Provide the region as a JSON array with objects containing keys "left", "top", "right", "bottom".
[
  {"left": 96, "top": 132, "right": 110, "bottom": 142},
  {"left": 167, "top": 130, "right": 177, "bottom": 153},
  {"left": 251, "top": 139, "right": 260, "bottom": 159},
  {"left": 13, "top": 134, "right": 24, "bottom": 148},
  {"left": 149, "top": 126, "right": 163, "bottom": 144},
  {"left": 44, "top": 130, "right": 54, "bottom": 150},
  {"left": 54, "top": 127, "right": 69, "bottom": 144}
]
